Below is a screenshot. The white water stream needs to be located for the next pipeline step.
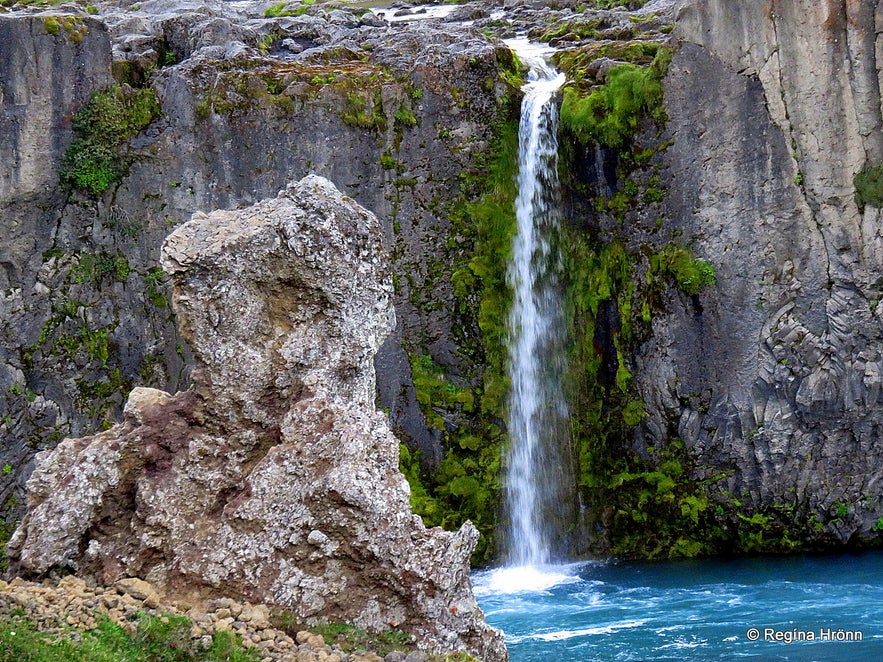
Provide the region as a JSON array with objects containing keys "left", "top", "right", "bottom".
[{"left": 501, "top": 39, "right": 571, "bottom": 579}]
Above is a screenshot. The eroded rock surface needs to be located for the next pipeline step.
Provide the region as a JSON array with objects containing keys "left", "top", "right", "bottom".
[
  {"left": 0, "top": 0, "right": 515, "bottom": 521},
  {"left": 635, "top": 0, "right": 883, "bottom": 543},
  {"left": 6, "top": 175, "right": 506, "bottom": 662}
]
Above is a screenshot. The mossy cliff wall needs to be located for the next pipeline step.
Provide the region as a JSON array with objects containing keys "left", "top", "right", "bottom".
[
  {"left": 0, "top": 6, "right": 518, "bottom": 567},
  {"left": 571, "top": 0, "right": 883, "bottom": 558},
  {"left": 4, "top": 0, "right": 883, "bottom": 567}
]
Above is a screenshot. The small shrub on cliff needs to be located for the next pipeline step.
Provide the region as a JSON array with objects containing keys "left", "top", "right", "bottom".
[
  {"left": 59, "top": 139, "right": 119, "bottom": 197},
  {"left": 854, "top": 163, "right": 883, "bottom": 210},
  {"left": 60, "top": 84, "right": 160, "bottom": 197}
]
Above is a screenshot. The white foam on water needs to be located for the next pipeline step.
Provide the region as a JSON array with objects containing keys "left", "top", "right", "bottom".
[
  {"left": 371, "top": 4, "right": 457, "bottom": 22},
  {"left": 473, "top": 564, "right": 582, "bottom": 596},
  {"left": 507, "top": 619, "right": 647, "bottom": 644}
]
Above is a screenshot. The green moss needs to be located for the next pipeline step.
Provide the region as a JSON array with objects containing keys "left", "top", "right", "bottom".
[
  {"left": 556, "top": 43, "right": 660, "bottom": 78},
  {"left": 394, "top": 106, "right": 418, "bottom": 128},
  {"left": 264, "top": 1, "right": 292, "bottom": 16},
  {"left": 409, "top": 354, "right": 475, "bottom": 431},
  {"left": 43, "top": 16, "right": 60, "bottom": 35},
  {"left": 560, "top": 61, "right": 664, "bottom": 149},
  {"left": 71, "top": 251, "right": 131, "bottom": 286},
  {"left": 42, "top": 15, "right": 88, "bottom": 41},
  {"left": 541, "top": 18, "right": 602, "bottom": 43},
  {"left": 60, "top": 85, "right": 160, "bottom": 197},
  {"left": 650, "top": 244, "right": 716, "bottom": 296},
  {"left": 854, "top": 162, "right": 883, "bottom": 210},
  {"left": 380, "top": 151, "right": 399, "bottom": 170},
  {"left": 560, "top": 219, "right": 721, "bottom": 558},
  {"left": 341, "top": 89, "right": 386, "bottom": 131}
]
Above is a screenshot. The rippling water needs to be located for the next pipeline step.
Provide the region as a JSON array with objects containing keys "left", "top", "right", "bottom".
[{"left": 473, "top": 552, "right": 883, "bottom": 661}]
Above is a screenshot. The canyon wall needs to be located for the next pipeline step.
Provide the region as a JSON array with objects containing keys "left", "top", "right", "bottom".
[
  {"left": 4, "top": 0, "right": 883, "bottom": 567},
  {"left": 0, "top": 4, "right": 515, "bottom": 538},
  {"left": 637, "top": 0, "right": 883, "bottom": 546}
]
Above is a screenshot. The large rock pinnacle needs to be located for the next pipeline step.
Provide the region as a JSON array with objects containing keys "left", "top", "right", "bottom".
[{"left": 6, "top": 175, "right": 507, "bottom": 661}]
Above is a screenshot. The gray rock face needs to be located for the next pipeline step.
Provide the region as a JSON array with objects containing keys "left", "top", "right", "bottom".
[
  {"left": 0, "top": 5, "right": 512, "bottom": 515},
  {"left": 638, "top": 0, "right": 883, "bottom": 540},
  {"left": 6, "top": 176, "right": 506, "bottom": 662}
]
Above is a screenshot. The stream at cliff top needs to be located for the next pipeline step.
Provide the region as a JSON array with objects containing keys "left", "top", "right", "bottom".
[{"left": 473, "top": 551, "right": 883, "bottom": 661}]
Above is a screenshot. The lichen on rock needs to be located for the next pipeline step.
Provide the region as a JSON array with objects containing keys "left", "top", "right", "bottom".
[{"left": 5, "top": 175, "right": 506, "bottom": 662}]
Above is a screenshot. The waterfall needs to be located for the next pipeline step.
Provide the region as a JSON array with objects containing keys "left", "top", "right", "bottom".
[{"left": 502, "top": 41, "right": 571, "bottom": 568}]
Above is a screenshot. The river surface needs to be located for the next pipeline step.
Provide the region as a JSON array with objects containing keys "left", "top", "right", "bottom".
[{"left": 473, "top": 551, "right": 883, "bottom": 661}]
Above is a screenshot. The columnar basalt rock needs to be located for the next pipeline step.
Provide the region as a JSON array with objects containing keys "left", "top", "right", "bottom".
[
  {"left": 636, "top": 0, "right": 883, "bottom": 543},
  {"left": 6, "top": 176, "right": 507, "bottom": 662}
]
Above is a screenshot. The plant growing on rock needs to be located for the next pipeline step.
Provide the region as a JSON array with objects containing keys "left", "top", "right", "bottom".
[
  {"left": 559, "top": 49, "right": 670, "bottom": 149},
  {"left": 60, "top": 84, "right": 160, "bottom": 197},
  {"left": 854, "top": 163, "right": 883, "bottom": 210}
]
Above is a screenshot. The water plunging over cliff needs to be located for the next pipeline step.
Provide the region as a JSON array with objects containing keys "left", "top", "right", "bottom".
[{"left": 502, "top": 40, "right": 572, "bottom": 572}]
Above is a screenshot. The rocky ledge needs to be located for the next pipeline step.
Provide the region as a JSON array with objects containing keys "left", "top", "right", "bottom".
[
  {"left": 0, "top": 575, "right": 438, "bottom": 661},
  {"left": 5, "top": 175, "right": 505, "bottom": 662}
]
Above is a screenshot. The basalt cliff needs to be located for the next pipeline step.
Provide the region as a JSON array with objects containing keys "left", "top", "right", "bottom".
[{"left": 2, "top": 0, "right": 883, "bottom": 582}]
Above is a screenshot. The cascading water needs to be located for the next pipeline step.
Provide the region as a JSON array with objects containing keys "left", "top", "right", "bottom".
[{"left": 502, "top": 39, "right": 573, "bottom": 574}]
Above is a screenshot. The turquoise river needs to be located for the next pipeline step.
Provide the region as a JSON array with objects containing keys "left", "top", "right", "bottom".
[{"left": 473, "top": 551, "right": 883, "bottom": 661}]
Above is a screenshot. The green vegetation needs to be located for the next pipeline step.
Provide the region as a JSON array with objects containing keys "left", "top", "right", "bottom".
[
  {"left": 551, "top": 41, "right": 730, "bottom": 559},
  {"left": 585, "top": 0, "right": 649, "bottom": 8},
  {"left": 399, "top": 112, "right": 521, "bottom": 565},
  {"left": 269, "top": 613, "right": 479, "bottom": 662},
  {"left": 264, "top": 1, "right": 291, "bottom": 16},
  {"left": 308, "top": 623, "right": 411, "bottom": 657},
  {"left": 560, "top": 228, "right": 788, "bottom": 559},
  {"left": 854, "top": 162, "right": 883, "bottom": 210},
  {"left": 394, "top": 106, "right": 418, "bottom": 128},
  {"left": 409, "top": 354, "right": 475, "bottom": 431},
  {"left": 651, "top": 244, "right": 716, "bottom": 296},
  {"left": 71, "top": 252, "right": 131, "bottom": 286},
  {"left": 42, "top": 15, "right": 88, "bottom": 42},
  {"left": 144, "top": 268, "right": 169, "bottom": 308},
  {"left": 394, "top": 42, "right": 719, "bottom": 562},
  {"left": 341, "top": 90, "right": 386, "bottom": 131},
  {"left": 541, "top": 19, "right": 602, "bottom": 43},
  {"left": 263, "top": 0, "right": 314, "bottom": 17},
  {"left": 555, "top": 41, "right": 661, "bottom": 83},
  {"left": 60, "top": 84, "right": 160, "bottom": 197},
  {"left": 0, "top": 612, "right": 261, "bottom": 662},
  {"left": 559, "top": 49, "right": 671, "bottom": 149}
]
